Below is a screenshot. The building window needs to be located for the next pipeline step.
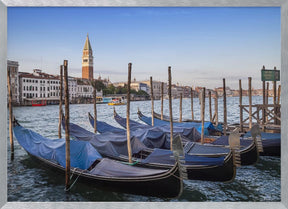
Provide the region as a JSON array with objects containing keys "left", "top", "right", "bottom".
[
  {"left": 43, "top": 87, "right": 45, "bottom": 91},
  {"left": 36, "top": 93, "right": 37, "bottom": 97},
  {"left": 40, "top": 94, "right": 42, "bottom": 97},
  {"left": 40, "top": 87, "right": 42, "bottom": 91},
  {"left": 35, "top": 87, "right": 37, "bottom": 91},
  {"left": 48, "top": 87, "right": 49, "bottom": 91},
  {"left": 23, "top": 93, "right": 26, "bottom": 97},
  {"left": 40, "top": 81, "right": 42, "bottom": 83},
  {"left": 24, "top": 86, "right": 25, "bottom": 90}
]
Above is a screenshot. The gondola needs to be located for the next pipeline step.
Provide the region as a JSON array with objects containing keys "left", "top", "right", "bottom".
[
  {"left": 141, "top": 110, "right": 280, "bottom": 157},
  {"left": 111, "top": 111, "right": 260, "bottom": 166},
  {"left": 65, "top": 118, "right": 237, "bottom": 182},
  {"left": 138, "top": 110, "right": 222, "bottom": 136},
  {"left": 12, "top": 119, "right": 183, "bottom": 198}
]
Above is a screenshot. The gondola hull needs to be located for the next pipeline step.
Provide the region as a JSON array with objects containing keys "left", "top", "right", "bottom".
[
  {"left": 185, "top": 151, "right": 235, "bottom": 182},
  {"left": 13, "top": 123, "right": 183, "bottom": 199},
  {"left": 28, "top": 153, "right": 183, "bottom": 198}
]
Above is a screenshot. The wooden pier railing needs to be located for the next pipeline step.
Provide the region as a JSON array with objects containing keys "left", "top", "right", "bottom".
[{"left": 239, "top": 104, "right": 281, "bottom": 131}]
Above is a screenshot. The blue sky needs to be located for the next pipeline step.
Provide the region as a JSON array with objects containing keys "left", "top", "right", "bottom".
[{"left": 7, "top": 7, "right": 280, "bottom": 89}]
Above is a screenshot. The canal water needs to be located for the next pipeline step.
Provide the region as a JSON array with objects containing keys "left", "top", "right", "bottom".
[{"left": 7, "top": 96, "right": 280, "bottom": 201}]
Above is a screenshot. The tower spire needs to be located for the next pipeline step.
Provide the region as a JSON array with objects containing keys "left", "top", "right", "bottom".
[{"left": 82, "top": 34, "right": 94, "bottom": 80}]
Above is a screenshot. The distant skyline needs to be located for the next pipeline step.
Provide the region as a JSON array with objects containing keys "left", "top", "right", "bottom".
[{"left": 7, "top": 7, "right": 280, "bottom": 89}]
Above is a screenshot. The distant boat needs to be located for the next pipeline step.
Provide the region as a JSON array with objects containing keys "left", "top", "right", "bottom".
[
  {"left": 108, "top": 98, "right": 126, "bottom": 106},
  {"left": 31, "top": 100, "right": 47, "bottom": 106}
]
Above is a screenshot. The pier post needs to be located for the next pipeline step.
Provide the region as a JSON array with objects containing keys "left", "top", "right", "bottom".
[
  {"left": 93, "top": 81, "right": 97, "bottom": 133},
  {"left": 248, "top": 77, "right": 252, "bottom": 129},
  {"left": 214, "top": 91, "right": 218, "bottom": 126},
  {"left": 168, "top": 66, "right": 174, "bottom": 151},
  {"left": 277, "top": 85, "right": 281, "bottom": 104},
  {"left": 58, "top": 65, "right": 63, "bottom": 139},
  {"left": 223, "top": 78, "right": 227, "bottom": 136},
  {"left": 150, "top": 76, "right": 154, "bottom": 126},
  {"left": 126, "top": 63, "right": 133, "bottom": 163},
  {"left": 191, "top": 87, "right": 194, "bottom": 121},
  {"left": 7, "top": 68, "right": 14, "bottom": 159},
  {"left": 179, "top": 93, "right": 182, "bottom": 122},
  {"left": 239, "top": 79, "right": 243, "bottom": 132},
  {"left": 266, "top": 82, "right": 269, "bottom": 122},
  {"left": 63, "top": 60, "right": 70, "bottom": 191},
  {"left": 276, "top": 85, "right": 281, "bottom": 125},
  {"left": 273, "top": 67, "right": 277, "bottom": 124},
  {"left": 209, "top": 90, "right": 212, "bottom": 122},
  {"left": 201, "top": 88, "right": 206, "bottom": 144},
  {"left": 161, "top": 82, "right": 164, "bottom": 120}
]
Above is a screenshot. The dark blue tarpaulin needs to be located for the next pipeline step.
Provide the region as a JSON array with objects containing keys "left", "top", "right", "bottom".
[
  {"left": 138, "top": 111, "right": 217, "bottom": 135},
  {"left": 13, "top": 125, "right": 101, "bottom": 170}
]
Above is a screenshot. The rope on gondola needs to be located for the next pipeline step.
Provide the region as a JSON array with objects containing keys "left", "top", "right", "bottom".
[{"left": 64, "top": 168, "right": 84, "bottom": 192}]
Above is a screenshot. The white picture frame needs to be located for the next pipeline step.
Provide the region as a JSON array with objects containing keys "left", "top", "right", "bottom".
[{"left": 0, "top": 1, "right": 287, "bottom": 209}]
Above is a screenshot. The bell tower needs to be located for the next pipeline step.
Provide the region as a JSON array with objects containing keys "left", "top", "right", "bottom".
[{"left": 82, "top": 34, "right": 94, "bottom": 80}]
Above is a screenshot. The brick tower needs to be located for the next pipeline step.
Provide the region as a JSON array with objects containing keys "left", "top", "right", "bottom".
[{"left": 82, "top": 34, "right": 94, "bottom": 80}]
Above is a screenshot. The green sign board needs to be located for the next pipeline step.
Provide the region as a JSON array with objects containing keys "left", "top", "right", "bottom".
[{"left": 261, "top": 69, "right": 280, "bottom": 81}]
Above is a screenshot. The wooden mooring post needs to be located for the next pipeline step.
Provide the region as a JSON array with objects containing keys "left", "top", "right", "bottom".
[
  {"left": 93, "top": 82, "right": 97, "bottom": 133},
  {"left": 273, "top": 67, "right": 277, "bottom": 125},
  {"left": 223, "top": 78, "right": 227, "bottom": 136},
  {"left": 63, "top": 60, "right": 70, "bottom": 191},
  {"left": 126, "top": 63, "right": 133, "bottom": 163},
  {"left": 150, "top": 76, "right": 154, "bottom": 126},
  {"left": 239, "top": 79, "right": 243, "bottom": 132},
  {"left": 277, "top": 85, "right": 281, "bottom": 104},
  {"left": 7, "top": 68, "right": 14, "bottom": 158},
  {"left": 168, "top": 66, "right": 173, "bottom": 151},
  {"left": 191, "top": 87, "right": 194, "bottom": 121},
  {"left": 179, "top": 93, "right": 182, "bottom": 122},
  {"left": 248, "top": 77, "right": 252, "bottom": 129},
  {"left": 58, "top": 65, "right": 63, "bottom": 139},
  {"left": 201, "top": 88, "right": 206, "bottom": 144},
  {"left": 262, "top": 69, "right": 266, "bottom": 131},
  {"left": 266, "top": 82, "right": 269, "bottom": 122},
  {"left": 214, "top": 91, "right": 218, "bottom": 126},
  {"left": 161, "top": 82, "right": 164, "bottom": 120},
  {"left": 209, "top": 90, "right": 212, "bottom": 122}
]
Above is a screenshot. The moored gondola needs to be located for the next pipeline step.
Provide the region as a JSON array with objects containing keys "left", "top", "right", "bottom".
[
  {"left": 83, "top": 113, "right": 237, "bottom": 182},
  {"left": 12, "top": 120, "right": 183, "bottom": 198},
  {"left": 112, "top": 110, "right": 259, "bottom": 166},
  {"left": 146, "top": 110, "right": 280, "bottom": 157}
]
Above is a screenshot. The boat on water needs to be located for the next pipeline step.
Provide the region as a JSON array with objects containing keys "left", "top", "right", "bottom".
[
  {"left": 65, "top": 117, "right": 236, "bottom": 182},
  {"left": 112, "top": 110, "right": 260, "bottom": 166},
  {"left": 149, "top": 110, "right": 280, "bottom": 157},
  {"left": 31, "top": 100, "right": 47, "bottom": 106},
  {"left": 108, "top": 98, "right": 126, "bottom": 106},
  {"left": 85, "top": 113, "right": 237, "bottom": 182},
  {"left": 12, "top": 119, "right": 183, "bottom": 198}
]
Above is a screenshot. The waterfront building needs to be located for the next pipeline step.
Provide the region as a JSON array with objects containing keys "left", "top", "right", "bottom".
[
  {"left": 141, "top": 80, "right": 167, "bottom": 100},
  {"left": 19, "top": 69, "right": 60, "bottom": 105},
  {"left": 82, "top": 34, "right": 94, "bottom": 80},
  {"left": 7, "top": 60, "right": 20, "bottom": 104},
  {"left": 114, "top": 80, "right": 149, "bottom": 93},
  {"left": 75, "top": 78, "right": 102, "bottom": 98}
]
